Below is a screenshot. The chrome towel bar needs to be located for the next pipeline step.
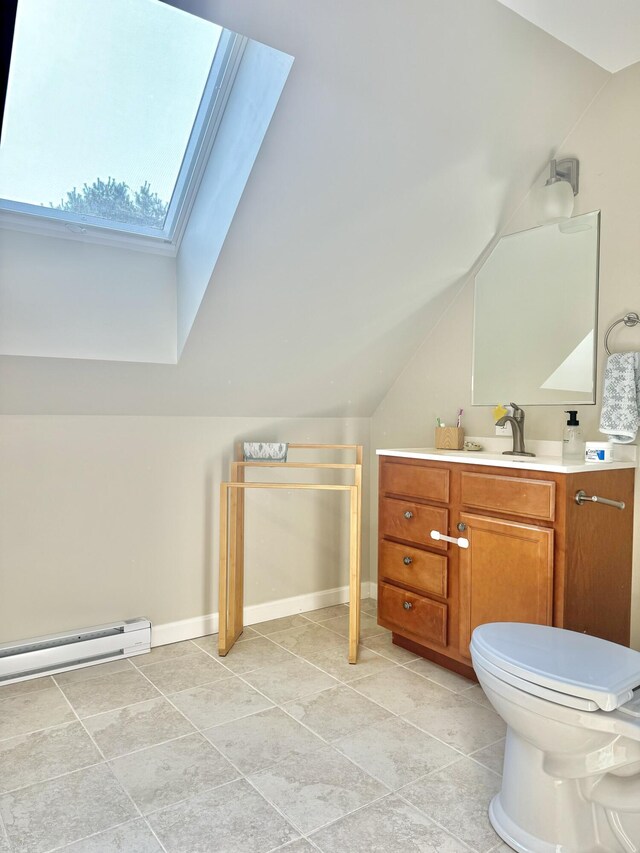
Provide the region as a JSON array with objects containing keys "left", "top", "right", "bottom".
[{"left": 575, "top": 490, "right": 625, "bottom": 510}]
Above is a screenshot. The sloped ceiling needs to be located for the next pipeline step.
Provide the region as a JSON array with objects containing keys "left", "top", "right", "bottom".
[
  {"left": 496, "top": 0, "right": 640, "bottom": 72},
  {"left": 0, "top": 0, "right": 607, "bottom": 416}
]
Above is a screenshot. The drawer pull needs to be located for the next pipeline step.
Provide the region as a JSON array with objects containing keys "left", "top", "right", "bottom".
[
  {"left": 403, "top": 601, "right": 413, "bottom": 610},
  {"left": 430, "top": 530, "right": 469, "bottom": 549},
  {"left": 403, "top": 510, "right": 414, "bottom": 519},
  {"left": 403, "top": 556, "right": 413, "bottom": 565}
]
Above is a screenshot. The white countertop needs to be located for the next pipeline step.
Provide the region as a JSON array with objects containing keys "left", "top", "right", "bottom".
[{"left": 376, "top": 447, "right": 637, "bottom": 474}]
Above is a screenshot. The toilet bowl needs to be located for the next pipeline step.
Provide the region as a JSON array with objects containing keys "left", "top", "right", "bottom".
[{"left": 470, "top": 623, "right": 640, "bottom": 853}]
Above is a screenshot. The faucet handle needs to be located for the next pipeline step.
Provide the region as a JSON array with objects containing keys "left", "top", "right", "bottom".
[{"left": 509, "top": 402, "right": 524, "bottom": 420}]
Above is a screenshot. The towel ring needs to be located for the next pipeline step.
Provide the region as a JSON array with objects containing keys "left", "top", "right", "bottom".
[{"left": 604, "top": 312, "right": 640, "bottom": 356}]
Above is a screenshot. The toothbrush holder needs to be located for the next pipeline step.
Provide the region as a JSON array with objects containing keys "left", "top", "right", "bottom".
[{"left": 435, "top": 427, "right": 464, "bottom": 450}]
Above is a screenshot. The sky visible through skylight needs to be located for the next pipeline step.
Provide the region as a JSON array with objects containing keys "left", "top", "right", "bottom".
[{"left": 0, "top": 0, "right": 222, "bottom": 228}]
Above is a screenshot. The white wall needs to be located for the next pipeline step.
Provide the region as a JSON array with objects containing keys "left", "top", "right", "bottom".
[
  {"left": 177, "top": 38, "right": 293, "bottom": 354},
  {"left": 0, "top": 415, "right": 369, "bottom": 644},
  {"left": 372, "top": 61, "right": 640, "bottom": 648},
  {"left": 0, "top": 231, "right": 177, "bottom": 363}
]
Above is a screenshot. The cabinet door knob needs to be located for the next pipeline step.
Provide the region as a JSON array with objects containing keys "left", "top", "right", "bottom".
[
  {"left": 457, "top": 521, "right": 467, "bottom": 532},
  {"left": 403, "top": 601, "right": 413, "bottom": 610},
  {"left": 403, "top": 510, "right": 414, "bottom": 519},
  {"left": 403, "top": 556, "right": 413, "bottom": 565}
]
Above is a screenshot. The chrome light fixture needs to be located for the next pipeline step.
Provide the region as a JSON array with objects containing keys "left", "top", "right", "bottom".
[{"left": 538, "top": 157, "right": 579, "bottom": 223}]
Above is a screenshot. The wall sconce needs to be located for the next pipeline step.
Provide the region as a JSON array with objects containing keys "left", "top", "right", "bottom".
[{"left": 537, "top": 157, "right": 579, "bottom": 223}]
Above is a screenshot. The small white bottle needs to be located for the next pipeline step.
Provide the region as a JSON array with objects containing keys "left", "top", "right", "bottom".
[{"left": 562, "top": 410, "right": 584, "bottom": 463}]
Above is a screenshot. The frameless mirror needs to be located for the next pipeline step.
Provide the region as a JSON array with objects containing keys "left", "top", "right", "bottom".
[{"left": 472, "top": 210, "right": 600, "bottom": 405}]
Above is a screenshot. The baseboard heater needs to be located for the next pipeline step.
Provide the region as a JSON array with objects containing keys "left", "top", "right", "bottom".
[{"left": 0, "top": 618, "right": 151, "bottom": 685}]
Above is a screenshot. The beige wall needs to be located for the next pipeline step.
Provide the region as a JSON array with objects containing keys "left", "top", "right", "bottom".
[
  {"left": 372, "top": 61, "right": 640, "bottom": 648},
  {"left": 0, "top": 416, "right": 370, "bottom": 643}
]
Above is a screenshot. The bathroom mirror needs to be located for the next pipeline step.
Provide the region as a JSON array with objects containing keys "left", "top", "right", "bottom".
[{"left": 472, "top": 210, "right": 600, "bottom": 405}]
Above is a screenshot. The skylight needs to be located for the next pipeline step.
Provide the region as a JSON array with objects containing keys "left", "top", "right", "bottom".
[{"left": 0, "top": 0, "right": 242, "bottom": 247}]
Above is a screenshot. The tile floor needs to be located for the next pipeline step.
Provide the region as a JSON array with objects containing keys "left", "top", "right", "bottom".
[{"left": 0, "top": 601, "right": 510, "bottom": 853}]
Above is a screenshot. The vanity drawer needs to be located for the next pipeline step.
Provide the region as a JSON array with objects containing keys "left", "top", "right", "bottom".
[
  {"left": 381, "top": 461, "right": 449, "bottom": 503},
  {"left": 378, "top": 581, "right": 447, "bottom": 647},
  {"left": 461, "top": 472, "right": 555, "bottom": 521},
  {"left": 379, "top": 540, "right": 447, "bottom": 598},
  {"left": 380, "top": 497, "right": 448, "bottom": 550}
]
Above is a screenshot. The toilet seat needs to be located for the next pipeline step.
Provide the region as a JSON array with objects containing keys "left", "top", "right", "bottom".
[
  {"left": 472, "top": 645, "right": 599, "bottom": 711},
  {"left": 471, "top": 623, "right": 640, "bottom": 712}
]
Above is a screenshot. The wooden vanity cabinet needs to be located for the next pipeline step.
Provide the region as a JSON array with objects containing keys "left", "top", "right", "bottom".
[{"left": 377, "top": 455, "right": 635, "bottom": 679}]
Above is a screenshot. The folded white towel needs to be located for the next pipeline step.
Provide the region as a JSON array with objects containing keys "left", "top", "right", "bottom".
[{"left": 599, "top": 352, "right": 640, "bottom": 443}]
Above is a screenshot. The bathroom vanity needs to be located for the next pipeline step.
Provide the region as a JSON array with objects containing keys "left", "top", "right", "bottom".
[{"left": 376, "top": 449, "right": 635, "bottom": 679}]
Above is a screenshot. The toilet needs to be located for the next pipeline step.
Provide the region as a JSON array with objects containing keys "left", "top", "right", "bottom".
[{"left": 470, "top": 623, "right": 640, "bottom": 853}]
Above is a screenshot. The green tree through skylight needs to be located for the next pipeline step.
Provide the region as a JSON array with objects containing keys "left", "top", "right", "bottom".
[
  {"left": 52, "top": 178, "right": 168, "bottom": 229},
  {"left": 0, "top": 0, "right": 221, "bottom": 229}
]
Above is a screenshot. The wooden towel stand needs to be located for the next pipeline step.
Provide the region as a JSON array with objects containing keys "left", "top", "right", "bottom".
[{"left": 218, "top": 444, "right": 363, "bottom": 663}]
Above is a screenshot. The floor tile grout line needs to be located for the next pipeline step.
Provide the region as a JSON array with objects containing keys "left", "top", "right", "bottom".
[
  {"left": 286, "top": 788, "right": 396, "bottom": 842},
  {"left": 207, "top": 661, "right": 463, "bottom": 839},
  {"left": 400, "top": 658, "right": 477, "bottom": 687},
  {"left": 39, "top": 817, "right": 153, "bottom": 853},
  {"left": 0, "top": 681, "right": 58, "bottom": 705},
  {"left": 96, "top": 653, "right": 501, "bottom": 829},
  {"left": 240, "top": 773, "right": 311, "bottom": 839},
  {"left": 0, "top": 717, "right": 237, "bottom": 798},
  {"left": 1, "top": 617, "right": 502, "bottom": 853},
  {"left": 116, "top": 710, "right": 307, "bottom": 848},
  {"left": 0, "top": 715, "right": 86, "bottom": 747},
  {"left": 0, "top": 757, "right": 111, "bottom": 797},
  {"left": 140, "top": 776, "right": 247, "bottom": 821},
  {"left": 327, "top": 731, "right": 464, "bottom": 794},
  {"left": 393, "top": 790, "right": 485, "bottom": 853},
  {"left": 302, "top": 789, "right": 428, "bottom": 848},
  {"left": 133, "top": 647, "right": 213, "bottom": 672},
  {"left": 191, "top": 621, "right": 399, "bottom": 694},
  {"left": 51, "top": 688, "right": 165, "bottom": 723},
  {"left": 254, "top": 629, "right": 400, "bottom": 682},
  {"left": 135, "top": 644, "right": 400, "bottom": 839},
  {"left": 208, "top": 643, "right": 447, "bottom": 755},
  {"left": 204, "top": 664, "right": 345, "bottom": 751},
  {"left": 70, "top": 690, "right": 200, "bottom": 721},
  {"left": 244, "top": 761, "right": 397, "bottom": 842},
  {"left": 0, "top": 812, "right": 10, "bottom": 853},
  {"left": 50, "top": 658, "right": 136, "bottom": 686},
  {"left": 397, "top": 711, "right": 504, "bottom": 762},
  {"left": 128, "top": 660, "right": 294, "bottom": 842},
  {"left": 95, "top": 730, "right": 198, "bottom": 764},
  {"left": 52, "top": 660, "right": 163, "bottom": 690},
  {"left": 2, "top": 632, "right": 497, "bottom": 768},
  {"left": 0, "top": 688, "right": 207, "bottom": 746},
  {"left": 50, "top": 678, "right": 172, "bottom": 853},
  {"left": 12, "top": 685, "right": 155, "bottom": 853},
  {"left": 132, "top": 665, "right": 247, "bottom": 768}
]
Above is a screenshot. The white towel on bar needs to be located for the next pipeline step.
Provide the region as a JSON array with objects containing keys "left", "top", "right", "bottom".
[{"left": 599, "top": 352, "right": 640, "bottom": 443}]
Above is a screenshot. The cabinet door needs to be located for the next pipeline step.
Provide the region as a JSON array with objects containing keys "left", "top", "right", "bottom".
[{"left": 458, "top": 512, "right": 553, "bottom": 658}]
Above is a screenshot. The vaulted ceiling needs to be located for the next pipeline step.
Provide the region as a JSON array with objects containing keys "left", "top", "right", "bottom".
[
  {"left": 0, "top": 0, "right": 608, "bottom": 415},
  {"left": 496, "top": 0, "right": 640, "bottom": 72}
]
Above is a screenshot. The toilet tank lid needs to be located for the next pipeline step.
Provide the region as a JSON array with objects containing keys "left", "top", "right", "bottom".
[{"left": 471, "top": 623, "right": 640, "bottom": 711}]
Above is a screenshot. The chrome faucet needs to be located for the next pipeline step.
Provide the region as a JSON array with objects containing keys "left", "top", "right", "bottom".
[{"left": 495, "top": 403, "right": 535, "bottom": 457}]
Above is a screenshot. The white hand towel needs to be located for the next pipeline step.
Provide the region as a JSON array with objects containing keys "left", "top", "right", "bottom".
[{"left": 599, "top": 352, "right": 640, "bottom": 443}]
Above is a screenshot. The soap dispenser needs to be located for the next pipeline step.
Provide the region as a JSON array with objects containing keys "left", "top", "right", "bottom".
[{"left": 562, "top": 410, "right": 584, "bottom": 463}]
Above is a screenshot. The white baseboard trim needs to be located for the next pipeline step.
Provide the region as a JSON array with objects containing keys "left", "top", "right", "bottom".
[{"left": 152, "top": 581, "right": 376, "bottom": 648}]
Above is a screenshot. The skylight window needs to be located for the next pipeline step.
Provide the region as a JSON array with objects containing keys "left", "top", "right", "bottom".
[{"left": 0, "top": 0, "right": 242, "bottom": 247}]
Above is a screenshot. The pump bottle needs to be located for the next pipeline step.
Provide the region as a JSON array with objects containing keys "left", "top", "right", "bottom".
[{"left": 562, "top": 410, "right": 584, "bottom": 463}]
